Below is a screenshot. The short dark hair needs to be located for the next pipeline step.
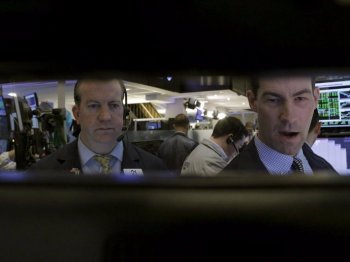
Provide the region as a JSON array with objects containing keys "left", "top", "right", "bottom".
[
  {"left": 249, "top": 72, "right": 316, "bottom": 96},
  {"left": 74, "top": 78, "right": 126, "bottom": 105},
  {"left": 212, "top": 116, "right": 248, "bottom": 140},
  {"left": 173, "top": 113, "right": 190, "bottom": 128},
  {"left": 308, "top": 108, "right": 320, "bottom": 133}
]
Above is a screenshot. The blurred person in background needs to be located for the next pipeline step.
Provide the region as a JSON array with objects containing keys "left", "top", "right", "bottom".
[
  {"left": 158, "top": 113, "right": 198, "bottom": 176},
  {"left": 306, "top": 108, "right": 321, "bottom": 147},
  {"left": 181, "top": 116, "right": 247, "bottom": 176},
  {"left": 0, "top": 149, "right": 16, "bottom": 169}
]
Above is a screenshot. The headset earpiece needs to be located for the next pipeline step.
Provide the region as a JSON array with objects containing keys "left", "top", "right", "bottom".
[
  {"left": 226, "top": 135, "right": 235, "bottom": 145},
  {"left": 117, "top": 81, "right": 130, "bottom": 142},
  {"left": 121, "top": 81, "right": 129, "bottom": 120},
  {"left": 229, "top": 124, "right": 244, "bottom": 144},
  {"left": 123, "top": 106, "right": 130, "bottom": 119}
]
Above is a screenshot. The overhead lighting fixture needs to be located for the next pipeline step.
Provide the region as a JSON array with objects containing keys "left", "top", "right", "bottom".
[
  {"left": 8, "top": 93, "right": 17, "bottom": 97},
  {"left": 218, "top": 112, "right": 226, "bottom": 119}
]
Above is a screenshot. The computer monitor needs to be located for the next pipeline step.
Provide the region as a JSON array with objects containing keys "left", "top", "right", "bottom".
[
  {"left": 146, "top": 121, "right": 161, "bottom": 130},
  {"left": 312, "top": 136, "right": 350, "bottom": 175},
  {"left": 24, "top": 92, "right": 39, "bottom": 111},
  {"left": 315, "top": 79, "right": 350, "bottom": 130},
  {"left": 0, "top": 96, "right": 7, "bottom": 116},
  {"left": 195, "top": 108, "right": 204, "bottom": 121},
  {"left": 0, "top": 139, "right": 8, "bottom": 153}
]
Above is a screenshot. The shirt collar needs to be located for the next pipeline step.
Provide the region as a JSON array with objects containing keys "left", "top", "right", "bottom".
[
  {"left": 78, "top": 136, "right": 124, "bottom": 166},
  {"left": 202, "top": 138, "right": 229, "bottom": 161},
  {"left": 254, "top": 136, "right": 308, "bottom": 175}
]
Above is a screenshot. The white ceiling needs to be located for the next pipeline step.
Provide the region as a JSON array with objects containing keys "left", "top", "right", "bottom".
[{"left": 0, "top": 79, "right": 251, "bottom": 117}]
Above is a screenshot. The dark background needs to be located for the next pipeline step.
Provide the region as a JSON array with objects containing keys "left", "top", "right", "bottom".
[{"left": 1, "top": 0, "right": 350, "bottom": 80}]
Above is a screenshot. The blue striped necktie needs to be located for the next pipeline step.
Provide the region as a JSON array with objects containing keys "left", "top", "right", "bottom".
[{"left": 291, "top": 157, "right": 304, "bottom": 173}]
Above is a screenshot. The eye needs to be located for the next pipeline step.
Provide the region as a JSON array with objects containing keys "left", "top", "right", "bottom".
[
  {"left": 295, "top": 96, "right": 308, "bottom": 103},
  {"left": 265, "top": 96, "right": 280, "bottom": 104},
  {"left": 87, "top": 103, "right": 100, "bottom": 110},
  {"left": 109, "top": 102, "right": 122, "bottom": 110}
]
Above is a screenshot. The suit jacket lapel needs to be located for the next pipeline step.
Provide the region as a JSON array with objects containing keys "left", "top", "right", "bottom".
[
  {"left": 55, "top": 140, "right": 82, "bottom": 170},
  {"left": 121, "top": 142, "right": 142, "bottom": 170}
]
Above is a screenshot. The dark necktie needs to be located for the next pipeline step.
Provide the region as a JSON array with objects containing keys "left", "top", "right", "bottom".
[
  {"left": 93, "top": 155, "right": 112, "bottom": 174},
  {"left": 291, "top": 157, "right": 304, "bottom": 173}
]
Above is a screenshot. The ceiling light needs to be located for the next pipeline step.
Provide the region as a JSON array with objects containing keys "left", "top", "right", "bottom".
[{"left": 218, "top": 112, "right": 226, "bottom": 119}]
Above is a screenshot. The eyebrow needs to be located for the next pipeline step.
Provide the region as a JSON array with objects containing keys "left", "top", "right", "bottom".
[
  {"left": 292, "top": 88, "right": 313, "bottom": 96},
  {"left": 261, "top": 88, "right": 312, "bottom": 98},
  {"left": 86, "top": 99, "right": 123, "bottom": 103}
]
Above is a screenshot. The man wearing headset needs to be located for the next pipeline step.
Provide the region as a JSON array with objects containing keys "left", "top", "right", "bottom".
[
  {"left": 29, "top": 77, "right": 168, "bottom": 176},
  {"left": 181, "top": 116, "right": 248, "bottom": 176}
]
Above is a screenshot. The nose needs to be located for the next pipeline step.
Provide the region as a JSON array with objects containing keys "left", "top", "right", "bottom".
[
  {"left": 98, "top": 105, "right": 112, "bottom": 121},
  {"left": 279, "top": 101, "right": 296, "bottom": 123}
]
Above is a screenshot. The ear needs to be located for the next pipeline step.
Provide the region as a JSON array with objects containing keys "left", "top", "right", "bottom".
[
  {"left": 226, "top": 134, "right": 234, "bottom": 144},
  {"left": 72, "top": 105, "right": 80, "bottom": 124},
  {"left": 315, "top": 121, "right": 322, "bottom": 135},
  {"left": 313, "top": 87, "right": 320, "bottom": 108},
  {"left": 246, "top": 90, "right": 257, "bottom": 112}
]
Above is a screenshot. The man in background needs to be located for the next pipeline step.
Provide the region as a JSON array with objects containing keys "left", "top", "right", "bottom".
[
  {"left": 181, "top": 116, "right": 247, "bottom": 176},
  {"left": 158, "top": 113, "right": 198, "bottom": 176},
  {"left": 306, "top": 109, "right": 322, "bottom": 147},
  {"left": 0, "top": 149, "right": 16, "bottom": 169}
]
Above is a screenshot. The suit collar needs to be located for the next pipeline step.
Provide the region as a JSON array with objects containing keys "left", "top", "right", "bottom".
[{"left": 55, "top": 140, "right": 82, "bottom": 170}]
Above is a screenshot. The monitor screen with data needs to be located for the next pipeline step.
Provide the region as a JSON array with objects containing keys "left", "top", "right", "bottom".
[{"left": 315, "top": 79, "right": 350, "bottom": 129}]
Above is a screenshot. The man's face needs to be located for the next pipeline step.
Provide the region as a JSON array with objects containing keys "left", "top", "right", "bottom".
[
  {"left": 72, "top": 80, "right": 124, "bottom": 154},
  {"left": 247, "top": 76, "right": 320, "bottom": 156}
]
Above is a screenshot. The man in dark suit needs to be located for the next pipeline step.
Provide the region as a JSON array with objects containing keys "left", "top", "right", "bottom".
[
  {"left": 29, "top": 77, "right": 169, "bottom": 177},
  {"left": 221, "top": 74, "right": 338, "bottom": 176},
  {"left": 158, "top": 113, "right": 198, "bottom": 176}
]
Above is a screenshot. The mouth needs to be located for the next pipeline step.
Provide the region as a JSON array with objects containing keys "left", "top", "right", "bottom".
[
  {"left": 96, "top": 128, "right": 114, "bottom": 132},
  {"left": 279, "top": 131, "right": 299, "bottom": 138}
]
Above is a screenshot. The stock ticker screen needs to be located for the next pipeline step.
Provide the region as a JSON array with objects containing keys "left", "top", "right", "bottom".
[{"left": 316, "top": 80, "right": 350, "bottom": 129}]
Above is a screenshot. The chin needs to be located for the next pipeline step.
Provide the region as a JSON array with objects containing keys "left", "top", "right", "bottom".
[
  {"left": 96, "top": 135, "right": 116, "bottom": 144},
  {"left": 279, "top": 145, "right": 300, "bottom": 156}
]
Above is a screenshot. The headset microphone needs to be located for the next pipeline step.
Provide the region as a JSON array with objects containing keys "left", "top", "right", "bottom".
[
  {"left": 116, "top": 122, "right": 131, "bottom": 142},
  {"left": 116, "top": 133, "right": 124, "bottom": 142},
  {"left": 117, "top": 80, "right": 129, "bottom": 142},
  {"left": 226, "top": 135, "right": 238, "bottom": 153}
]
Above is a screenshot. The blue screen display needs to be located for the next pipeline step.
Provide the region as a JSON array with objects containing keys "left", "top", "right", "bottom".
[
  {"left": 147, "top": 122, "right": 161, "bottom": 130},
  {"left": 0, "top": 96, "right": 6, "bottom": 116}
]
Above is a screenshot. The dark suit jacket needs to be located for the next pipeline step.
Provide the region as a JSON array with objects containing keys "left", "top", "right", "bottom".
[
  {"left": 158, "top": 132, "right": 198, "bottom": 175},
  {"left": 221, "top": 140, "right": 339, "bottom": 176},
  {"left": 28, "top": 139, "right": 170, "bottom": 177}
]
